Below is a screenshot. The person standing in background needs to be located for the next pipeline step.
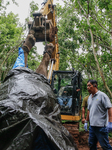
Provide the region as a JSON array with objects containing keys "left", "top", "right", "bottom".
[{"left": 84, "top": 79, "right": 112, "bottom": 150}]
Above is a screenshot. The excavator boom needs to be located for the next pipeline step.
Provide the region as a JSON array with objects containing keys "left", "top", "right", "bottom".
[
  {"left": 28, "top": 0, "right": 59, "bottom": 81},
  {"left": 40, "top": 0, "right": 59, "bottom": 80}
]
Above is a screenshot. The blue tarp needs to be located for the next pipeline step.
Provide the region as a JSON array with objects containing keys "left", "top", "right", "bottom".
[{"left": 13, "top": 47, "right": 27, "bottom": 69}]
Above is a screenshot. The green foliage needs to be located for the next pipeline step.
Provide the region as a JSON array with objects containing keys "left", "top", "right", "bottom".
[
  {"left": 0, "top": 1, "right": 41, "bottom": 83},
  {"left": 0, "top": 0, "right": 112, "bottom": 98},
  {"left": 29, "top": 1, "right": 39, "bottom": 18},
  {"left": 0, "top": 11, "right": 23, "bottom": 82},
  {"left": 25, "top": 1, "right": 38, "bottom": 25},
  {"left": 56, "top": 0, "right": 112, "bottom": 97}
]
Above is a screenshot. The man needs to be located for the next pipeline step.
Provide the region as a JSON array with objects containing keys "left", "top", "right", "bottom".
[
  {"left": 84, "top": 79, "right": 112, "bottom": 150},
  {"left": 57, "top": 87, "right": 80, "bottom": 109},
  {"left": 82, "top": 94, "right": 101, "bottom": 148},
  {"left": 58, "top": 90, "right": 69, "bottom": 107},
  {"left": 81, "top": 95, "right": 89, "bottom": 124}
]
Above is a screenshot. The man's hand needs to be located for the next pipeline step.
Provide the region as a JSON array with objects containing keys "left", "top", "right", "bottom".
[
  {"left": 84, "top": 122, "right": 88, "bottom": 131},
  {"left": 107, "top": 122, "right": 112, "bottom": 132},
  {"left": 82, "top": 118, "right": 85, "bottom": 124}
]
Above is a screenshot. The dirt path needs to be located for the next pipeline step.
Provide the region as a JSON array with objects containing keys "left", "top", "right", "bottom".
[
  {"left": 77, "top": 131, "right": 89, "bottom": 150},
  {"left": 76, "top": 131, "right": 112, "bottom": 150},
  {"left": 63, "top": 123, "right": 112, "bottom": 149}
]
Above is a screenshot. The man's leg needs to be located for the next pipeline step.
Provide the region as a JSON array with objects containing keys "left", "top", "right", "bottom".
[
  {"left": 89, "top": 126, "right": 97, "bottom": 150},
  {"left": 67, "top": 97, "right": 72, "bottom": 108},
  {"left": 97, "top": 127, "right": 112, "bottom": 150},
  {"left": 57, "top": 97, "right": 64, "bottom": 106}
]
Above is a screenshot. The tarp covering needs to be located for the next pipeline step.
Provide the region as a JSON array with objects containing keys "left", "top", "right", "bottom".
[
  {"left": 13, "top": 47, "right": 26, "bottom": 69},
  {"left": 0, "top": 67, "right": 77, "bottom": 150}
]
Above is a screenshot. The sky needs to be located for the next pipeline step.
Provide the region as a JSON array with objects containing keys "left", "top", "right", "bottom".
[{"left": 4, "top": 0, "right": 64, "bottom": 54}]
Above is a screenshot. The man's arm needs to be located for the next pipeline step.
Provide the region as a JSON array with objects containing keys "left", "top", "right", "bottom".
[
  {"left": 107, "top": 107, "right": 112, "bottom": 132},
  {"left": 81, "top": 96, "right": 88, "bottom": 124},
  {"left": 86, "top": 110, "right": 89, "bottom": 122},
  {"left": 108, "top": 107, "right": 112, "bottom": 122},
  {"left": 82, "top": 107, "right": 86, "bottom": 124}
]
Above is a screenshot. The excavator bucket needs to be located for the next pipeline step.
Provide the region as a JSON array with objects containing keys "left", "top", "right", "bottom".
[{"left": 28, "top": 13, "right": 57, "bottom": 42}]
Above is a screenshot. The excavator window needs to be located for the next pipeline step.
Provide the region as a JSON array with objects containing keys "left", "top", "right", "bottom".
[
  {"left": 51, "top": 70, "right": 82, "bottom": 115},
  {"left": 58, "top": 86, "right": 73, "bottom": 97}
]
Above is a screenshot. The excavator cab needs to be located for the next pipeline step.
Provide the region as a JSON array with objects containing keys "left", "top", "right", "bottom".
[{"left": 51, "top": 70, "right": 82, "bottom": 121}]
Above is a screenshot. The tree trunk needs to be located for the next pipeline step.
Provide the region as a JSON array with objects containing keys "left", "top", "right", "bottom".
[{"left": 87, "top": 16, "right": 112, "bottom": 98}]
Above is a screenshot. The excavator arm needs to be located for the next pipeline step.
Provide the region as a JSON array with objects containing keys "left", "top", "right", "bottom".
[
  {"left": 40, "top": 0, "right": 59, "bottom": 80},
  {"left": 28, "top": 0, "right": 59, "bottom": 81}
]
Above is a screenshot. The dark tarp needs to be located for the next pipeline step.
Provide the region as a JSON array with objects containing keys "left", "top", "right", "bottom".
[{"left": 0, "top": 67, "right": 77, "bottom": 150}]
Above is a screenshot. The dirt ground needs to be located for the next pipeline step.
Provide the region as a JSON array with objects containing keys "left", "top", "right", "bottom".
[
  {"left": 63, "top": 123, "right": 112, "bottom": 150},
  {"left": 75, "top": 131, "right": 112, "bottom": 150},
  {"left": 77, "top": 131, "right": 89, "bottom": 150}
]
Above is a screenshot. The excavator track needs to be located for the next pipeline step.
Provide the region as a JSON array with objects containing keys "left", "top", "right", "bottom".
[{"left": 63, "top": 122, "right": 80, "bottom": 145}]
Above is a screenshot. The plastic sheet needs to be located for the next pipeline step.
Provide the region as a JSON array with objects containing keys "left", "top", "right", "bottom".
[
  {"left": 13, "top": 47, "right": 26, "bottom": 69},
  {"left": 0, "top": 67, "right": 77, "bottom": 150}
]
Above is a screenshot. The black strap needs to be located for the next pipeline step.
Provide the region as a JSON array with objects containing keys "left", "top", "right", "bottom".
[
  {"left": 22, "top": 45, "right": 29, "bottom": 54},
  {"left": 43, "top": 50, "right": 51, "bottom": 58}
]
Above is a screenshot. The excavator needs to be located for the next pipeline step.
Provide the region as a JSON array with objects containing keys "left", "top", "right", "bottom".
[{"left": 28, "top": 0, "right": 82, "bottom": 144}]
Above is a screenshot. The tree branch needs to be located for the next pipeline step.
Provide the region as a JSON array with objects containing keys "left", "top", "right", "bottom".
[
  {"left": 90, "top": 14, "right": 110, "bottom": 33},
  {"left": 1, "top": 41, "right": 23, "bottom": 68}
]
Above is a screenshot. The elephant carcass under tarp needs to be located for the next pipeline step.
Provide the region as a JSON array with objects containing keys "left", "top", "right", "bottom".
[{"left": 0, "top": 67, "right": 77, "bottom": 150}]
